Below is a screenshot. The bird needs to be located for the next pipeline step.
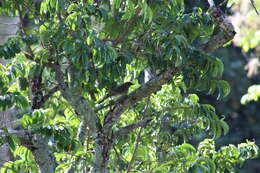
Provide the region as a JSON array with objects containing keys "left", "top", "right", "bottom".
[{"left": 97, "top": 82, "right": 133, "bottom": 104}]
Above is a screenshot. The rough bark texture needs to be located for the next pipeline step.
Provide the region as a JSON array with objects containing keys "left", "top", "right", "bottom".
[
  {"left": 0, "top": 144, "right": 13, "bottom": 167},
  {"left": 31, "top": 136, "right": 56, "bottom": 173},
  {"left": 54, "top": 66, "right": 102, "bottom": 134},
  {"left": 0, "top": 16, "right": 19, "bottom": 168}
]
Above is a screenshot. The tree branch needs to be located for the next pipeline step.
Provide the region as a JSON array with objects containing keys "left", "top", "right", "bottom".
[
  {"left": 103, "top": 67, "right": 179, "bottom": 134},
  {"left": 15, "top": 2, "right": 57, "bottom": 172},
  {"left": 0, "top": 129, "right": 32, "bottom": 137},
  {"left": 41, "top": 86, "right": 59, "bottom": 104},
  {"left": 126, "top": 97, "right": 150, "bottom": 173},
  {"left": 114, "top": 8, "right": 142, "bottom": 45},
  {"left": 126, "top": 127, "right": 142, "bottom": 173},
  {"left": 103, "top": 5, "right": 236, "bottom": 135},
  {"left": 57, "top": 65, "right": 102, "bottom": 172},
  {"left": 54, "top": 66, "right": 101, "bottom": 134},
  {"left": 250, "top": 0, "right": 259, "bottom": 15},
  {"left": 201, "top": 7, "right": 236, "bottom": 52},
  {"left": 113, "top": 117, "right": 153, "bottom": 138}
]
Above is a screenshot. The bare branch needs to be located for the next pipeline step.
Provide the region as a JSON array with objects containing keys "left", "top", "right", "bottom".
[
  {"left": 114, "top": 8, "right": 142, "bottom": 45},
  {"left": 0, "top": 129, "right": 32, "bottom": 137},
  {"left": 54, "top": 66, "right": 101, "bottom": 133},
  {"left": 200, "top": 7, "right": 236, "bottom": 52},
  {"left": 126, "top": 127, "right": 142, "bottom": 173},
  {"left": 41, "top": 86, "right": 59, "bottom": 104},
  {"left": 250, "top": 0, "right": 259, "bottom": 15},
  {"left": 103, "top": 67, "right": 180, "bottom": 134},
  {"left": 0, "top": 22, "right": 20, "bottom": 26},
  {"left": 126, "top": 98, "right": 150, "bottom": 173},
  {"left": 113, "top": 117, "right": 153, "bottom": 138}
]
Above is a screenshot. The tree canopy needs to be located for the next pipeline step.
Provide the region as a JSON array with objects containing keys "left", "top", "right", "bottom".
[{"left": 0, "top": 0, "right": 259, "bottom": 173}]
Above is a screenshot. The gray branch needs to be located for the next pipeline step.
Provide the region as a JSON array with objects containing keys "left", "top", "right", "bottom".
[
  {"left": 31, "top": 135, "right": 56, "bottom": 173},
  {"left": 0, "top": 129, "right": 31, "bottom": 137},
  {"left": 201, "top": 7, "right": 236, "bottom": 52},
  {"left": 113, "top": 117, "right": 153, "bottom": 138},
  {"left": 103, "top": 67, "right": 180, "bottom": 134},
  {"left": 54, "top": 66, "right": 101, "bottom": 135},
  {"left": 55, "top": 65, "right": 102, "bottom": 173}
]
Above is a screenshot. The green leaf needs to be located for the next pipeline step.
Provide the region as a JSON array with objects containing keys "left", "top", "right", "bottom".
[
  {"left": 188, "top": 94, "right": 199, "bottom": 103},
  {"left": 56, "top": 0, "right": 65, "bottom": 13},
  {"left": 2, "top": 128, "right": 16, "bottom": 152},
  {"left": 178, "top": 143, "right": 196, "bottom": 153},
  {"left": 217, "top": 80, "right": 230, "bottom": 100},
  {"left": 214, "top": 58, "right": 224, "bottom": 77},
  {"left": 219, "top": 119, "right": 229, "bottom": 136},
  {"left": 14, "top": 94, "right": 28, "bottom": 109},
  {"left": 197, "top": 157, "right": 216, "bottom": 171},
  {"left": 122, "top": 0, "right": 136, "bottom": 20},
  {"left": 112, "top": 0, "right": 122, "bottom": 10},
  {"left": 141, "top": 2, "right": 153, "bottom": 23}
]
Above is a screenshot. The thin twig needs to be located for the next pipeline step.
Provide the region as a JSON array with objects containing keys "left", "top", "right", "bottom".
[
  {"left": 114, "top": 8, "right": 142, "bottom": 45},
  {"left": 0, "top": 129, "right": 32, "bottom": 137},
  {"left": 126, "top": 127, "right": 142, "bottom": 173},
  {"left": 250, "top": 0, "right": 259, "bottom": 15},
  {"left": 41, "top": 86, "right": 59, "bottom": 103},
  {"left": 126, "top": 98, "right": 150, "bottom": 173},
  {"left": 0, "top": 22, "right": 20, "bottom": 26}
]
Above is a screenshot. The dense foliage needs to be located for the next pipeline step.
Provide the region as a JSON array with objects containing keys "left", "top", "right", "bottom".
[
  {"left": 214, "top": 1, "right": 260, "bottom": 172},
  {"left": 0, "top": 0, "right": 258, "bottom": 172}
]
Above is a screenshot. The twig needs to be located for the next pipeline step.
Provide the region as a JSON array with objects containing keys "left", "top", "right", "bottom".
[
  {"left": 42, "top": 86, "right": 59, "bottom": 103},
  {"left": 126, "top": 98, "right": 150, "bottom": 173},
  {"left": 126, "top": 127, "right": 142, "bottom": 173},
  {"left": 113, "top": 145, "right": 126, "bottom": 169},
  {"left": 0, "top": 22, "right": 20, "bottom": 26},
  {"left": 0, "top": 129, "right": 32, "bottom": 137},
  {"left": 35, "top": 86, "right": 60, "bottom": 108},
  {"left": 114, "top": 8, "right": 142, "bottom": 45},
  {"left": 250, "top": 0, "right": 259, "bottom": 15}
]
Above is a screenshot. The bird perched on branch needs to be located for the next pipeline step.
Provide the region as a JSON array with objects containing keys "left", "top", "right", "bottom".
[{"left": 98, "top": 82, "right": 133, "bottom": 104}]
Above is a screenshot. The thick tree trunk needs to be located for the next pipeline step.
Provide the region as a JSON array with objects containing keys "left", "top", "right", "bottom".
[
  {"left": 0, "top": 144, "right": 14, "bottom": 167},
  {"left": 93, "top": 133, "right": 112, "bottom": 173},
  {"left": 0, "top": 16, "right": 20, "bottom": 167},
  {"left": 0, "top": 107, "right": 19, "bottom": 167},
  {"left": 31, "top": 136, "right": 56, "bottom": 173}
]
